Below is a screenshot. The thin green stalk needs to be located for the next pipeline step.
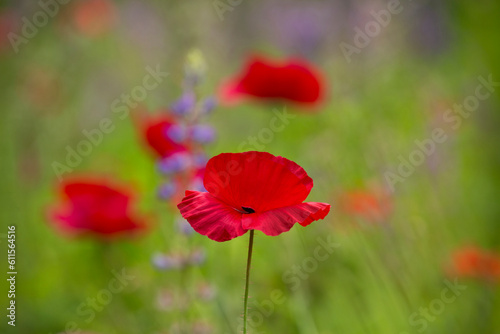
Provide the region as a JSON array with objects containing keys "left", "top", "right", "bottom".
[{"left": 243, "top": 229, "right": 255, "bottom": 334}]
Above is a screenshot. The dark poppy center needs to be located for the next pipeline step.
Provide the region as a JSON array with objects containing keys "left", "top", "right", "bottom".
[{"left": 241, "top": 206, "right": 255, "bottom": 214}]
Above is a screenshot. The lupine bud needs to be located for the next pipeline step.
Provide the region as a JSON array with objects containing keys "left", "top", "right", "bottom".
[
  {"left": 184, "top": 48, "right": 207, "bottom": 88},
  {"left": 157, "top": 152, "right": 191, "bottom": 174},
  {"left": 176, "top": 217, "right": 195, "bottom": 236},
  {"left": 166, "top": 124, "right": 188, "bottom": 143},
  {"left": 151, "top": 252, "right": 184, "bottom": 270},
  {"left": 190, "top": 125, "right": 216, "bottom": 144},
  {"left": 189, "top": 248, "right": 206, "bottom": 265},
  {"left": 189, "top": 177, "right": 207, "bottom": 192},
  {"left": 197, "top": 283, "right": 216, "bottom": 301},
  {"left": 171, "top": 92, "right": 196, "bottom": 116},
  {"left": 157, "top": 182, "right": 176, "bottom": 200},
  {"left": 200, "top": 96, "right": 217, "bottom": 115},
  {"left": 156, "top": 289, "right": 175, "bottom": 311},
  {"left": 193, "top": 153, "right": 208, "bottom": 168}
]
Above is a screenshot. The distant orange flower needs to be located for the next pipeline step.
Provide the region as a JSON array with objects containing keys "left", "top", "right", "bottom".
[
  {"left": 19, "top": 66, "right": 61, "bottom": 112},
  {"left": 448, "top": 246, "right": 500, "bottom": 282},
  {"left": 339, "top": 188, "right": 392, "bottom": 223},
  {"left": 72, "top": 0, "right": 116, "bottom": 37}
]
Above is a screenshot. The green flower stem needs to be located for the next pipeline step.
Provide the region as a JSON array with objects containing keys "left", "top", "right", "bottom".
[{"left": 243, "top": 229, "right": 255, "bottom": 334}]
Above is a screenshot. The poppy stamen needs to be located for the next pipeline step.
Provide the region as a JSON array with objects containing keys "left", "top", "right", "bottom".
[{"left": 241, "top": 206, "right": 255, "bottom": 214}]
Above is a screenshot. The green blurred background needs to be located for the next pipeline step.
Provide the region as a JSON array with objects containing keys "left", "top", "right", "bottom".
[{"left": 1, "top": 0, "right": 500, "bottom": 333}]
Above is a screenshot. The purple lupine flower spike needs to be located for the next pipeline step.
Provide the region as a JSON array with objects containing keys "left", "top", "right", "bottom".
[
  {"left": 171, "top": 92, "right": 196, "bottom": 116},
  {"left": 176, "top": 217, "right": 195, "bottom": 236},
  {"left": 157, "top": 182, "right": 177, "bottom": 199},
  {"left": 190, "top": 125, "right": 216, "bottom": 144},
  {"left": 201, "top": 96, "right": 217, "bottom": 115},
  {"left": 166, "top": 124, "right": 188, "bottom": 143},
  {"left": 152, "top": 253, "right": 183, "bottom": 270},
  {"left": 157, "top": 152, "right": 192, "bottom": 174}
]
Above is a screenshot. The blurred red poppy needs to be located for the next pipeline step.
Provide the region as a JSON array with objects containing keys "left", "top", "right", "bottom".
[
  {"left": 138, "top": 113, "right": 190, "bottom": 159},
  {"left": 177, "top": 151, "right": 330, "bottom": 242},
  {"left": 72, "top": 0, "right": 116, "bottom": 37},
  {"left": 49, "top": 178, "right": 146, "bottom": 238},
  {"left": 339, "top": 189, "right": 392, "bottom": 223},
  {"left": 448, "top": 246, "right": 500, "bottom": 282},
  {"left": 219, "top": 56, "right": 325, "bottom": 107}
]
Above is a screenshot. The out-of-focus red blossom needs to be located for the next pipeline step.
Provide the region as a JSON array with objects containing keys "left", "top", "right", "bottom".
[
  {"left": 136, "top": 112, "right": 189, "bottom": 159},
  {"left": 72, "top": 0, "right": 116, "bottom": 37},
  {"left": 177, "top": 151, "right": 330, "bottom": 242},
  {"left": 447, "top": 246, "right": 500, "bottom": 282},
  {"left": 49, "top": 178, "right": 147, "bottom": 239},
  {"left": 339, "top": 189, "right": 392, "bottom": 223},
  {"left": 219, "top": 56, "right": 325, "bottom": 108},
  {"left": 0, "top": 10, "right": 17, "bottom": 53}
]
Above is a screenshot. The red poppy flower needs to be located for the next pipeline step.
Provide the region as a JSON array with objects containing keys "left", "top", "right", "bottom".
[
  {"left": 49, "top": 178, "right": 146, "bottom": 238},
  {"left": 72, "top": 0, "right": 116, "bottom": 37},
  {"left": 448, "top": 246, "right": 500, "bottom": 282},
  {"left": 138, "top": 113, "right": 190, "bottom": 159},
  {"left": 177, "top": 151, "right": 330, "bottom": 242},
  {"left": 339, "top": 188, "right": 392, "bottom": 223},
  {"left": 220, "top": 56, "right": 325, "bottom": 107}
]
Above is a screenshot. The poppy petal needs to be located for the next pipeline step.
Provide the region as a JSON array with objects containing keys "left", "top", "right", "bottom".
[
  {"left": 241, "top": 202, "right": 330, "bottom": 236},
  {"left": 63, "top": 181, "right": 131, "bottom": 221},
  {"left": 219, "top": 56, "right": 324, "bottom": 105},
  {"left": 89, "top": 216, "right": 144, "bottom": 235},
  {"left": 178, "top": 190, "right": 247, "bottom": 242},
  {"left": 50, "top": 179, "right": 146, "bottom": 239},
  {"left": 203, "top": 151, "right": 313, "bottom": 212}
]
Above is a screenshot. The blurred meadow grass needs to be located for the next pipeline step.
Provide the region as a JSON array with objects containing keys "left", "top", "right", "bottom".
[{"left": 1, "top": 0, "right": 500, "bottom": 333}]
